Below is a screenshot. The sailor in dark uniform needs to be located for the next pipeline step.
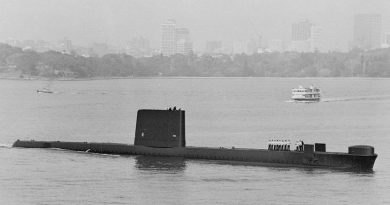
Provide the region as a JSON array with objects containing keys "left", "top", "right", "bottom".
[
  {"left": 268, "top": 140, "right": 271, "bottom": 150},
  {"left": 295, "top": 141, "right": 300, "bottom": 151},
  {"left": 287, "top": 140, "right": 290, "bottom": 151}
]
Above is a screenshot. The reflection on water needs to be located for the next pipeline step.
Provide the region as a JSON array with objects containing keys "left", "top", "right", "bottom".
[
  {"left": 135, "top": 156, "right": 186, "bottom": 172},
  {"left": 135, "top": 154, "right": 377, "bottom": 175},
  {"left": 189, "top": 158, "right": 377, "bottom": 173}
]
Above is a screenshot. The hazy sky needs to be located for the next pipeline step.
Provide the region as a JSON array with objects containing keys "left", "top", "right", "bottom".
[{"left": 1, "top": 0, "right": 389, "bottom": 51}]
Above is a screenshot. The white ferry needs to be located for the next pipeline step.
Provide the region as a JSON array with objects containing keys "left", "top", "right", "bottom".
[{"left": 291, "top": 85, "right": 320, "bottom": 102}]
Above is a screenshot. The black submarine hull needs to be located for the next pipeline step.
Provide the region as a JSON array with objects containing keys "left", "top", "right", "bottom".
[
  {"left": 12, "top": 109, "right": 378, "bottom": 171},
  {"left": 12, "top": 140, "right": 377, "bottom": 171}
]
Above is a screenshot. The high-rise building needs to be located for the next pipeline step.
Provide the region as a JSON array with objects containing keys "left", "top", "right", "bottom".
[
  {"left": 60, "top": 38, "right": 73, "bottom": 54},
  {"left": 161, "top": 19, "right": 177, "bottom": 56},
  {"left": 290, "top": 20, "right": 322, "bottom": 52},
  {"left": 175, "top": 28, "right": 192, "bottom": 55},
  {"left": 269, "top": 39, "right": 284, "bottom": 52},
  {"left": 205, "top": 41, "right": 222, "bottom": 53},
  {"left": 382, "top": 32, "right": 390, "bottom": 48},
  {"left": 21, "top": 40, "right": 35, "bottom": 50},
  {"left": 385, "top": 33, "right": 390, "bottom": 46},
  {"left": 5, "top": 38, "right": 21, "bottom": 47},
  {"left": 310, "top": 26, "right": 322, "bottom": 51},
  {"left": 35, "top": 40, "right": 51, "bottom": 52},
  {"left": 161, "top": 20, "right": 193, "bottom": 56},
  {"left": 353, "top": 14, "right": 382, "bottom": 50},
  {"left": 292, "top": 20, "right": 313, "bottom": 41},
  {"left": 126, "top": 37, "right": 151, "bottom": 57}
]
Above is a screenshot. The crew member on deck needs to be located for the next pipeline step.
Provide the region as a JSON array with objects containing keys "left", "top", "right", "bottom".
[
  {"left": 268, "top": 140, "right": 271, "bottom": 150},
  {"left": 268, "top": 140, "right": 272, "bottom": 150},
  {"left": 280, "top": 140, "right": 283, "bottom": 151},
  {"left": 295, "top": 141, "right": 300, "bottom": 151},
  {"left": 287, "top": 140, "right": 290, "bottom": 151},
  {"left": 296, "top": 140, "right": 304, "bottom": 151},
  {"left": 300, "top": 140, "right": 303, "bottom": 151}
]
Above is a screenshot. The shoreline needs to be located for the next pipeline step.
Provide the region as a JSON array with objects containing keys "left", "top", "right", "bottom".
[{"left": 1, "top": 75, "right": 389, "bottom": 81}]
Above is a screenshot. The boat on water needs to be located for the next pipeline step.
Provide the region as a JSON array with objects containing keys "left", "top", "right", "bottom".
[
  {"left": 37, "top": 80, "right": 54, "bottom": 93},
  {"left": 36, "top": 88, "right": 53, "bottom": 93},
  {"left": 291, "top": 85, "right": 320, "bottom": 102},
  {"left": 12, "top": 109, "right": 377, "bottom": 171}
]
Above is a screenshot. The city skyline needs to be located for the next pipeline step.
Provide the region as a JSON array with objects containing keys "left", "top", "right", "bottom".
[
  {"left": 3, "top": 14, "right": 387, "bottom": 57},
  {"left": 1, "top": 0, "right": 390, "bottom": 52}
]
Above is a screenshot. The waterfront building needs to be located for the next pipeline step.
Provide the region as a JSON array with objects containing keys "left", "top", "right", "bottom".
[
  {"left": 290, "top": 20, "right": 322, "bottom": 52},
  {"left": 126, "top": 37, "right": 151, "bottom": 58},
  {"left": 161, "top": 19, "right": 177, "bottom": 56},
  {"left": 292, "top": 20, "right": 312, "bottom": 41},
  {"left": 4, "top": 38, "right": 21, "bottom": 47},
  {"left": 175, "top": 28, "right": 192, "bottom": 55},
  {"left": 382, "top": 32, "right": 390, "bottom": 48},
  {"left": 205, "top": 41, "right": 222, "bottom": 54},
  {"left": 59, "top": 38, "right": 73, "bottom": 54},
  {"left": 161, "top": 20, "right": 193, "bottom": 56},
  {"left": 35, "top": 40, "right": 52, "bottom": 52},
  {"left": 353, "top": 14, "right": 382, "bottom": 50},
  {"left": 269, "top": 39, "right": 284, "bottom": 52},
  {"left": 310, "top": 26, "right": 322, "bottom": 52}
]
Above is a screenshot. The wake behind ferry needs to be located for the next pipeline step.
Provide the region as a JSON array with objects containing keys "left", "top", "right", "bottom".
[{"left": 291, "top": 85, "right": 321, "bottom": 102}]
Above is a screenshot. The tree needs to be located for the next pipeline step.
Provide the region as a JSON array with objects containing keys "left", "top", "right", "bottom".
[{"left": 6, "top": 51, "right": 40, "bottom": 75}]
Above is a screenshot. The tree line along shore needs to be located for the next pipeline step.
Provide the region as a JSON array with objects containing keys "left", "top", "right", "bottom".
[{"left": 1, "top": 43, "right": 389, "bottom": 79}]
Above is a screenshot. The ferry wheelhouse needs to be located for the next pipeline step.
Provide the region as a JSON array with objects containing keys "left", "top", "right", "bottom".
[{"left": 291, "top": 85, "right": 320, "bottom": 102}]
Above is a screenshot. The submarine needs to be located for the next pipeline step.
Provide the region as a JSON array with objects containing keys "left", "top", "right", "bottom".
[{"left": 13, "top": 109, "right": 377, "bottom": 171}]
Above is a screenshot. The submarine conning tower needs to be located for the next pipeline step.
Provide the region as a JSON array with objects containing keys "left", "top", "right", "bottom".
[{"left": 134, "top": 109, "right": 185, "bottom": 148}]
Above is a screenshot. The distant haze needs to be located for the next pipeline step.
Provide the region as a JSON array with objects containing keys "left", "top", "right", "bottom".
[{"left": 1, "top": 0, "right": 389, "bottom": 51}]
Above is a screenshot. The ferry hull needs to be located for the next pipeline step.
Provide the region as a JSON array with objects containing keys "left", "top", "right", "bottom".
[
  {"left": 291, "top": 98, "right": 320, "bottom": 102},
  {"left": 12, "top": 140, "right": 377, "bottom": 171}
]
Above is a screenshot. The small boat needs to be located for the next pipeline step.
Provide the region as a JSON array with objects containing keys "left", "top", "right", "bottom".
[
  {"left": 37, "top": 80, "right": 54, "bottom": 94},
  {"left": 36, "top": 88, "right": 53, "bottom": 94},
  {"left": 291, "top": 85, "right": 320, "bottom": 102}
]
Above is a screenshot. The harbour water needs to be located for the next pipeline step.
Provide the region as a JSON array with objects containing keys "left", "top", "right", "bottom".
[{"left": 1, "top": 78, "right": 389, "bottom": 204}]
